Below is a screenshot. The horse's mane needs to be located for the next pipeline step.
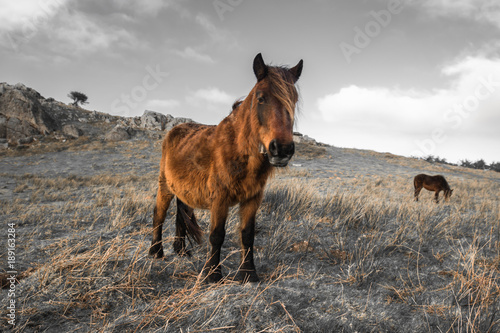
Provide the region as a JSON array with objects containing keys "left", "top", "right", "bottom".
[
  {"left": 439, "top": 175, "right": 451, "bottom": 190},
  {"left": 232, "top": 100, "right": 243, "bottom": 110}
]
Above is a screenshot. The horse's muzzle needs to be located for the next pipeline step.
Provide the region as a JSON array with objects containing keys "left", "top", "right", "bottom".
[{"left": 268, "top": 140, "right": 294, "bottom": 167}]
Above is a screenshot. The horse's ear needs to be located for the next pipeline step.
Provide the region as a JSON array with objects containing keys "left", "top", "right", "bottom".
[
  {"left": 253, "top": 53, "right": 268, "bottom": 81},
  {"left": 290, "top": 59, "right": 303, "bottom": 83}
]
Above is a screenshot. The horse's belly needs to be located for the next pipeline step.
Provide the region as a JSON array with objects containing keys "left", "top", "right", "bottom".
[
  {"left": 166, "top": 177, "right": 211, "bottom": 209},
  {"left": 423, "top": 184, "right": 436, "bottom": 191},
  {"left": 164, "top": 157, "right": 212, "bottom": 209},
  {"left": 167, "top": 172, "right": 265, "bottom": 210}
]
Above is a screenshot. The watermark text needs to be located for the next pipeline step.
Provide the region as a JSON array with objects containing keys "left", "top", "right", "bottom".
[
  {"left": 339, "top": 0, "right": 406, "bottom": 64},
  {"left": 412, "top": 74, "right": 500, "bottom": 157},
  {"left": 7, "top": 223, "right": 17, "bottom": 326},
  {"left": 111, "top": 65, "right": 169, "bottom": 115},
  {"left": 213, "top": 0, "right": 244, "bottom": 21}
]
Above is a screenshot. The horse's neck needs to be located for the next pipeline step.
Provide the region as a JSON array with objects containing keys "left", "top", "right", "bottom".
[{"left": 226, "top": 100, "right": 261, "bottom": 156}]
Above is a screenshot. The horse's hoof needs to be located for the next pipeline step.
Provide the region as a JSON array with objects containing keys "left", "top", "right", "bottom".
[
  {"left": 203, "top": 268, "right": 223, "bottom": 284},
  {"left": 149, "top": 245, "right": 164, "bottom": 259},
  {"left": 239, "top": 271, "right": 260, "bottom": 284},
  {"left": 173, "top": 241, "right": 191, "bottom": 257},
  {"left": 206, "top": 274, "right": 223, "bottom": 284}
]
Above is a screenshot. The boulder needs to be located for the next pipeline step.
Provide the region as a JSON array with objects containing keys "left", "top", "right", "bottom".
[
  {"left": 62, "top": 124, "right": 83, "bottom": 138},
  {"left": 3, "top": 117, "right": 42, "bottom": 143},
  {"left": 141, "top": 110, "right": 171, "bottom": 130},
  {"left": 104, "top": 125, "right": 134, "bottom": 141},
  {"left": 139, "top": 110, "right": 195, "bottom": 131},
  {"left": 293, "top": 132, "right": 317, "bottom": 145},
  {"left": 18, "top": 136, "right": 33, "bottom": 145}
]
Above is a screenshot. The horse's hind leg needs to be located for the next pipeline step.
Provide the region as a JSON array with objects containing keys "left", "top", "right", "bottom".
[
  {"left": 414, "top": 186, "right": 422, "bottom": 202},
  {"left": 174, "top": 198, "right": 197, "bottom": 256},
  {"left": 149, "top": 178, "right": 174, "bottom": 258}
]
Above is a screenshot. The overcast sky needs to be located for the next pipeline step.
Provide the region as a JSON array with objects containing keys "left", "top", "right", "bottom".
[{"left": 1, "top": 0, "right": 499, "bottom": 163}]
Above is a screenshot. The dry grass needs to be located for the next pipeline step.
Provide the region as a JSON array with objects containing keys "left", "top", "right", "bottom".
[
  {"left": 294, "top": 141, "right": 327, "bottom": 160},
  {"left": 1, "top": 139, "right": 499, "bottom": 332}
]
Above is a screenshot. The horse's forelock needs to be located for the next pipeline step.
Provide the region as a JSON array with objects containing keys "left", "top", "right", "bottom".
[{"left": 267, "top": 67, "right": 299, "bottom": 119}]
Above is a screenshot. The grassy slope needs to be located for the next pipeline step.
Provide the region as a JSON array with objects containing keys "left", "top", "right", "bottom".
[{"left": 1, "top": 138, "right": 499, "bottom": 332}]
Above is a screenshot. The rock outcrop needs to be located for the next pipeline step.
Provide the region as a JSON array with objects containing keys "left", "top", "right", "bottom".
[
  {"left": 141, "top": 110, "right": 168, "bottom": 130},
  {"left": 0, "top": 82, "right": 195, "bottom": 147},
  {"left": 104, "top": 125, "right": 136, "bottom": 141},
  {"left": 0, "top": 83, "right": 60, "bottom": 141},
  {"left": 293, "top": 132, "right": 319, "bottom": 145}
]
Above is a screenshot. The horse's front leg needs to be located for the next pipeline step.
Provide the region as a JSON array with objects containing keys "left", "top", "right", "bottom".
[
  {"left": 204, "top": 202, "right": 229, "bottom": 283},
  {"left": 238, "top": 194, "right": 263, "bottom": 283},
  {"left": 434, "top": 190, "right": 440, "bottom": 203}
]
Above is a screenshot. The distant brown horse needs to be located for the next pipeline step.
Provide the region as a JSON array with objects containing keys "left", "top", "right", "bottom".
[
  {"left": 149, "top": 53, "right": 303, "bottom": 283},
  {"left": 414, "top": 174, "right": 453, "bottom": 203}
]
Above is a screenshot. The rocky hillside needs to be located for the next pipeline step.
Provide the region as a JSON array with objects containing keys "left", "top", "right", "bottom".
[
  {"left": 0, "top": 82, "right": 319, "bottom": 151},
  {"left": 0, "top": 82, "right": 194, "bottom": 148}
]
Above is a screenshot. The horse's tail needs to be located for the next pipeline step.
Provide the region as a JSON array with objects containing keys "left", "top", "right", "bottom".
[
  {"left": 176, "top": 198, "right": 203, "bottom": 245},
  {"left": 414, "top": 174, "right": 422, "bottom": 189}
]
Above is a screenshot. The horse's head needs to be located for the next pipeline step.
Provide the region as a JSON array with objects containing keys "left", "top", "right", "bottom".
[
  {"left": 251, "top": 53, "right": 303, "bottom": 167},
  {"left": 444, "top": 189, "right": 453, "bottom": 201}
]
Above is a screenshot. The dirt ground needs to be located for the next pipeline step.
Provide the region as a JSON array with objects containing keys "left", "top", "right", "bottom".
[{"left": 1, "top": 137, "right": 499, "bottom": 332}]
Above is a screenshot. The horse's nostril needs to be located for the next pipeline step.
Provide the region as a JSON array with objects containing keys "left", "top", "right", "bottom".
[
  {"left": 269, "top": 140, "right": 279, "bottom": 156},
  {"left": 284, "top": 142, "right": 295, "bottom": 155}
]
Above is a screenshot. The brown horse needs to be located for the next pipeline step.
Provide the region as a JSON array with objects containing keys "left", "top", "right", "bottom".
[
  {"left": 414, "top": 174, "right": 453, "bottom": 203},
  {"left": 149, "top": 53, "right": 303, "bottom": 283}
]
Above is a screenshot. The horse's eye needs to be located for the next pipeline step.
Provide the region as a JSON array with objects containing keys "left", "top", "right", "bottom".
[{"left": 258, "top": 96, "right": 266, "bottom": 104}]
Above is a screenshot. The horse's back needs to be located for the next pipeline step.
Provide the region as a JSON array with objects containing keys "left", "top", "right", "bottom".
[
  {"left": 164, "top": 123, "right": 214, "bottom": 149},
  {"left": 414, "top": 174, "right": 434, "bottom": 189},
  {"left": 414, "top": 174, "right": 426, "bottom": 180},
  {"left": 163, "top": 123, "right": 215, "bottom": 160}
]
